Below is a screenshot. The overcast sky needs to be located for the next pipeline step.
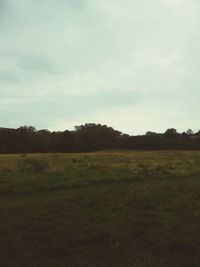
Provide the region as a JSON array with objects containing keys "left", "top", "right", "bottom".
[{"left": 0, "top": 0, "right": 199, "bottom": 134}]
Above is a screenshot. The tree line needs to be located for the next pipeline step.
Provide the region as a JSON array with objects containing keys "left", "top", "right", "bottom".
[{"left": 0, "top": 123, "right": 200, "bottom": 153}]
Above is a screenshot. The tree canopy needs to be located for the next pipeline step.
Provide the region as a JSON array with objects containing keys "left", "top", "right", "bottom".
[{"left": 0, "top": 124, "right": 199, "bottom": 153}]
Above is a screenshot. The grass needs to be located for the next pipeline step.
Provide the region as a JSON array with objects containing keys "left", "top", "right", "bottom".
[{"left": 0, "top": 151, "right": 200, "bottom": 266}]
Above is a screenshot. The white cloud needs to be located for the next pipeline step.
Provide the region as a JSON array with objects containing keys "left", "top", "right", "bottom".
[{"left": 0, "top": 0, "right": 200, "bottom": 132}]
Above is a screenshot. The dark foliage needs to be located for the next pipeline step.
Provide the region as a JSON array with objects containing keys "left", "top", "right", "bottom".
[{"left": 0, "top": 123, "right": 200, "bottom": 153}]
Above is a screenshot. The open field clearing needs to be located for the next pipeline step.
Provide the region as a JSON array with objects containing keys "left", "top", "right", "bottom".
[{"left": 1, "top": 151, "right": 200, "bottom": 267}]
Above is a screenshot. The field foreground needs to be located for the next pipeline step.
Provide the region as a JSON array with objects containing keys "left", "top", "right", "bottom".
[{"left": 1, "top": 151, "right": 200, "bottom": 267}]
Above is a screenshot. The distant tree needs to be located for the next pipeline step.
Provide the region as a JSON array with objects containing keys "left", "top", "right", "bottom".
[
  {"left": 145, "top": 131, "right": 158, "bottom": 136},
  {"left": 18, "top": 126, "right": 36, "bottom": 134},
  {"left": 16, "top": 126, "right": 37, "bottom": 152},
  {"left": 37, "top": 129, "right": 51, "bottom": 152},
  {"left": 164, "top": 128, "right": 178, "bottom": 137},
  {"left": 0, "top": 124, "right": 200, "bottom": 153},
  {"left": 186, "top": 129, "right": 194, "bottom": 135},
  {"left": 181, "top": 131, "right": 188, "bottom": 137},
  {"left": 74, "top": 123, "right": 122, "bottom": 151}
]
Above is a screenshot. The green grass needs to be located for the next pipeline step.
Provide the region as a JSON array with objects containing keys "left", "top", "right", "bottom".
[{"left": 1, "top": 151, "right": 200, "bottom": 266}]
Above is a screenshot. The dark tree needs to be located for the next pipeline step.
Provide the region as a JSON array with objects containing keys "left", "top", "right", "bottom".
[{"left": 0, "top": 124, "right": 200, "bottom": 153}]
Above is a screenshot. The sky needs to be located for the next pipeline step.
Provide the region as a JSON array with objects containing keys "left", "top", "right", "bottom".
[{"left": 0, "top": 0, "right": 199, "bottom": 135}]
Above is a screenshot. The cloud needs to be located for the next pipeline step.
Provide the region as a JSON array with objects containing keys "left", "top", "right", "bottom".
[
  {"left": 0, "top": 89, "right": 141, "bottom": 128},
  {"left": 16, "top": 54, "right": 57, "bottom": 74},
  {"left": 0, "top": 0, "right": 7, "bottom": 14},
  {"left": 0, "top": 0, "right": 200, "bottom": 133}
]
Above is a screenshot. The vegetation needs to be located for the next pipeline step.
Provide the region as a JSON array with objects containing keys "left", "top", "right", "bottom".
[
  {"left": 0, "top": 124, "right": 200, "bottom": 153},
  {"left": 1, "top": 151, "right": 200, "bottom": 266}
]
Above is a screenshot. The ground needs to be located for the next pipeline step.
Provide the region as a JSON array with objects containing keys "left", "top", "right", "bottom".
[{"left": 0, "top": 151, "right": 200, "bottom": 267}]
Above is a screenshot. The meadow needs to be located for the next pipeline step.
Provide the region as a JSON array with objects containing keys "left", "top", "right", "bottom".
[{"left": 1, "top": 151, "right": 200, "bottom": 267}]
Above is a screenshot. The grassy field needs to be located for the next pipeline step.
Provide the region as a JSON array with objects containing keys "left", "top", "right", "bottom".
[{"left": 1, "top": 151, "right": 200, "bottom": 267}]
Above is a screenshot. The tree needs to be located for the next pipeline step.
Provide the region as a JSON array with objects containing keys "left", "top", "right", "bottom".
[
  {"left": 145, "top": 131, "right": 158, "bottom": 136},
  {"left": 164, "top": 128, "right": 178, "bottom": 137},
  {"left": 186, "top": 129, "right": 194, "bottom": 135},
  {"left": 74, "top": 123, "right": 122, "bottom": 151}
]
